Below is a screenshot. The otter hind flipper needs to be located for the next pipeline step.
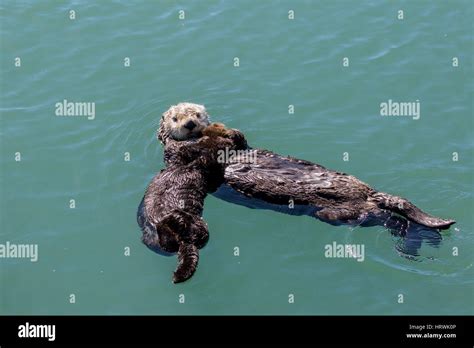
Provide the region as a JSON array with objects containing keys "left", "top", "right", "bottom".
[
  {"left": 372, "top": 192, "right": 455, "bottom": 229},
  {"left": 173, "top": 243, "right": 199, "bottom": 283}
]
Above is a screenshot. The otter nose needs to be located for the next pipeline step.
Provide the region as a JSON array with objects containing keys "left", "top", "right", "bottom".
[{"left": 184, "top": 120, "right": 196, "bottom": 130}]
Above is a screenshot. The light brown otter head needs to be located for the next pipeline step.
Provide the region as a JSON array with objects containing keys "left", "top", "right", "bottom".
[{"left": 158, "top": 102, "right": 210, "bottom": 144}]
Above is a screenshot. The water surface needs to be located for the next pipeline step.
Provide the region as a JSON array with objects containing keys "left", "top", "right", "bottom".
[{"left": 0, "top": 0, "right": 473, "bottom": 315}]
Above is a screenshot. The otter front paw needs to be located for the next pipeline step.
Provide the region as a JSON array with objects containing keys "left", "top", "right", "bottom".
[
  {"left": 225, "top": 129, "right": 247, "bottom": 149},
  {"left": 202, "top": 123, "right": 247, "bottom": 149},
  {"left": 202, "top": 122, "right": 230, "bottom": 138}
]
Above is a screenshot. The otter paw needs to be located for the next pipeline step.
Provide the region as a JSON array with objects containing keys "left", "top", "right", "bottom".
[
  {"left": 202, "top": 123, "right": 230, "bottom": 138},
  {"left": 202, "top": 123, "right": 247, "bottom": 148}
]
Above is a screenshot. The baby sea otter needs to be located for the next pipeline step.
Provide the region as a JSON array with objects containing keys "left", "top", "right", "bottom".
[{"left": 157, "top": 102, "right": 455, "bottom": 230}]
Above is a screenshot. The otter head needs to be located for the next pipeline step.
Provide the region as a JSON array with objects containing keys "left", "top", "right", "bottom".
[{"left": 158, "top": 102, "right": 210, "bottom": 144}]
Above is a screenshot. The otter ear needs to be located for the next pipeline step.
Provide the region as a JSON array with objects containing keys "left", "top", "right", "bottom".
[
  {"left": 157, "top": 109, "right": 170, "bottom": 144},
  {"left": 201, "top": 107, "right": 211, "bottom": 125},
  {"left": 157, "top": 116, "right": 166, "bottom": 144}
]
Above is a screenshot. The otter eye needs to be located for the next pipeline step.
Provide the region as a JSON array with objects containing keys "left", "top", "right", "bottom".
[
  {"left": 196, "top": 113, "right": 201, "bottom": 118},
  {"left": 172, "top": 117, "right": 177, "bottom": 122}
]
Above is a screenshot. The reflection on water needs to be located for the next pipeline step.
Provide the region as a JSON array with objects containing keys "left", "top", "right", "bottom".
[{"left": 390, "top": 220, "right": 443, "bottom": 260}]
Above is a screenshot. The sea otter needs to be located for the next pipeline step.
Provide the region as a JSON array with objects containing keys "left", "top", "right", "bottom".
[
  {"left": 138, "top": 121, "right": 247, "bottom": 283},
  {"left": 157, "top": 102, "right": 455, "bottom": 230}
]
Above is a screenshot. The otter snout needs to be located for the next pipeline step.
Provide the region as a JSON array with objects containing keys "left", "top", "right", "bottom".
[{"left": 184, "top": 120, "right": 197, "bottom": 130}]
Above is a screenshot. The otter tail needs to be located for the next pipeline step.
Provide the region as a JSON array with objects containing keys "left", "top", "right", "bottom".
[
  {"left": 372, "top": 192, "right": 455, "bottom": 229},
  {"left": 173, "top": 243, "right": 199, "bottom": 283}
]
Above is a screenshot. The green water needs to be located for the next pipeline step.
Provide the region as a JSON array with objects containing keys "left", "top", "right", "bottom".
[{"left": 1, "top": 0, "right": 473, "bottom": 315}]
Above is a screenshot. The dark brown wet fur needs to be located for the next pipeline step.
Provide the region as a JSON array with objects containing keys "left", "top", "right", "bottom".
[{"left": 137, "top": 123, "right": 247, "bottom": 283}]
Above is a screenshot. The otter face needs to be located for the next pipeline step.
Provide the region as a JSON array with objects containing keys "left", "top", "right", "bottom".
[{"left": 158, "top": 102, "right": 210, "bottom": 143}]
